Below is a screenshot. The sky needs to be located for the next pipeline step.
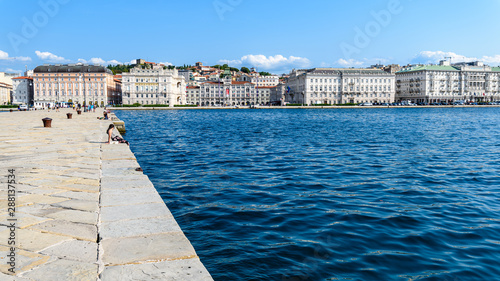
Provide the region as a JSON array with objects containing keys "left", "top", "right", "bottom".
[{"left": 1, "top": 0, "right": 500, "bottom": 75}]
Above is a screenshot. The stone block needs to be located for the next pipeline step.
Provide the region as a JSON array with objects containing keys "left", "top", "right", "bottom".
[
  {"left": 0, "top": 228, "right": 72, "bottom": 252},
  {"left": 46, "top": 209, "right": 98, "bottom": 225},
  {"left": 100, "top": 217, "right": 181, "bottom": 239},
  {"left": 0, "top": 245, "right": 52, "bottom": 275},
  {"left": 99, "top": 203, "right": 173, "bottom": 222},
  {"left": 101, "top": 179, "right": 154, "bottom": 190},
  {"left": 0, "top": 213, "right": 52, "bottom": 229},
  {"left": 52, "top": 199, "right": 99, "bottom": 212},
  {"left": 40, "top": 240, "right": 98, "bottom": 263},
  {"left": 101, "top": 232, "right": 197, "bottom": 266},
  {"left": 29, "top": 220, "right": 97, "bottom": 242},
  {"left": 16, "top": 194, "right": 69, "bottom": 206},
  {"left": 100, "top": 190, "right": 164, "bottom": 207},
  {"left": 100, "top": 258, "right": 213, "bottom": 281},
  {"left": 51, "top": 191, "right": 99, "bottom": 202},
  {"left": 21, "top": 258, "right": 98, "bottom": 281}
]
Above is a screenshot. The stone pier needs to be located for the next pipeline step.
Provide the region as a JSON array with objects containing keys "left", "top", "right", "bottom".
[{"left": 0, "top": 108, "right": 212, "bottom": 280}]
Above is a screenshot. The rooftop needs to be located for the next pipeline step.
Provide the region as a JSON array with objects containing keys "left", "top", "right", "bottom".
[
  {"left": 34, "top": 64, "right": 113, "bottom": 75},
  {"left": 12, "top": 76, "right": 33, "bottom": 80}
]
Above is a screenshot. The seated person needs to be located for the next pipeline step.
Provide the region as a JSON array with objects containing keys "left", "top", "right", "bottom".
[{"left": 106, "top": 124, "right": 129, "bottom": 146}]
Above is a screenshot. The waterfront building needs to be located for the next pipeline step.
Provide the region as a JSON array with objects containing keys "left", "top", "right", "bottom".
[
  {"left": 11, "top": 76, "right": 33, "bottom": 105},
  {"left": 0, "top": 72, "right": 20, "bottom": 105},
  {"left": 236, "top": 74, "right": 279, "bottom": 87},
  {"left": 185, "top": 77, "right": 272, "bottom": 106},
  {"left": 109, "top": 77, "right": 122, "bottom": 105},
  {"left": 396, "top": 60, "right": 500, "bottom": 103},
  {"left": 286, "top": 68, "right": 395, "bottom": 105},
  {"left": 33, "top": 64, "right": 118, "bottom": 108},
  {"left": 121, "top": 63, "right": 186, "bottom": 106},
  {"left": 0, "top": 82, "right": 12, "bottom": 105},
  {"left": 270, "top": 83, "right": 286, "bottom": 105}
]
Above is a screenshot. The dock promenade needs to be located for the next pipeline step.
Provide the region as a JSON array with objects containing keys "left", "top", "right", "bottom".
[{"left": 0, "top": 109, "right": 212, "bottom": 280}]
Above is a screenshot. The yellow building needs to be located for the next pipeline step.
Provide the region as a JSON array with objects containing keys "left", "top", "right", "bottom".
[{"left": 33, "top": 64, "right": 119, "bottom": 108}]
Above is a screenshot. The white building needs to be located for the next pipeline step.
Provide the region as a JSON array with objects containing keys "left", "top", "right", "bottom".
[
  {"left": 396, "top": 61, "right": 500, "bottom": 103},
  {"left": 286, "top": 68, "right": 395, "bottom": 105},
  {"left": 121, "top": 63, "right": 186, "bottom": 106},
  {"left": 185, "top": 77, "right": 272, "bottom": 106},
  {"left": 12, "top": 76, "right": 33, "bottom": 105},
  {"left": 0, "top": 72, "right": 20, "bottom": 105},
  {"left": 237, "top": 74, "right": 279, "bottom": 87}
]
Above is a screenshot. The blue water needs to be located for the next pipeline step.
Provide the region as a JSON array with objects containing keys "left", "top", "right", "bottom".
[{"left": 114, "top": 108, "right": 500, "bottom": 281}]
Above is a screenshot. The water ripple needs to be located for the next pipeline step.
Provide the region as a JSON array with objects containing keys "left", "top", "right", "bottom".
[{"left": 116, "top": 108, "right": 500, "bottom": 281}]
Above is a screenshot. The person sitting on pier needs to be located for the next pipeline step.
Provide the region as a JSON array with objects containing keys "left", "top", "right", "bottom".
[{"left": 106, "top": 124, "right": 129, "bottom": 146}]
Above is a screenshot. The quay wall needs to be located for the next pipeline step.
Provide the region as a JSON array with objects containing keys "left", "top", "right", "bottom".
[{"left": 0, "top": 108, "right": 212, "bottom": 280}]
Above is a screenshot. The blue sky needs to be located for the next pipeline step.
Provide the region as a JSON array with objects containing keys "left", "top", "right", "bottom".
[{"left": 1, "top": 0, "right": 500, "bottom": 74}]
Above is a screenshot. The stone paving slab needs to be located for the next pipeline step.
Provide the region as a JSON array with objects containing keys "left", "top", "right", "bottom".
[
  {"left": 0, "top": 109, "right": 212, "bottom": 280},
  {"left": 0, "top": 245, "right": 52, "bottom": 275},
  {"left": 40, "top": 240, "right": 98, "bottom": 263},
  {"left": 99, "top": 202, "right": 174, "bottom": 222},
  {"left": 21, "top": 258, "right": 98, "bottom": 281},
  {"left": 100, "top": 258, "right": 214, "bottom": 281},
  {"left": 0, "top": 228, "right": 73, "bottom": 252},
  {"left": 46, "top": 209, "right": 98, "bottom": 225},
  {"left": 100, "top": 217, "right": 182, "bottom": 239},
  {"left": 28, "top": 220, "right": 97, "bottom": 241},
  {"left": 101, "top": 232, "right": 197, "bottom": 266}
]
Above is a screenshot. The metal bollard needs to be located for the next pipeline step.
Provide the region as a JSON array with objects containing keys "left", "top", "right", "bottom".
[{"left": 42, "top": 118, "right": 52, "bottom": 128}]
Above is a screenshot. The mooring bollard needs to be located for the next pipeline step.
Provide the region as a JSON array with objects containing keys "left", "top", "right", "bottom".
[
  {"left": 9, "top": 109, "right": 13, "bottom": 112},
  {"left": 67, "top": 113, "right": 73, "bottom": 119},
  {"left": 42, "top": 118, "right": 52, "bottom": 128},
  {"left": 77, "top": 110, "right": 82, "bottom": 115}
]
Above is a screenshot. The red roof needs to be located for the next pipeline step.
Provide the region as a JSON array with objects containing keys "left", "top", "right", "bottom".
[
  {"left": 12, "top": 76, "right": 33, "bottom": 80},
  {"left": 187, "top": 86, "right": 200, "bottom": 89}
]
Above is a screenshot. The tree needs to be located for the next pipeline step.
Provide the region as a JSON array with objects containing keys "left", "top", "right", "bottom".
[
  {"left": 241, "top": 67, "right": 250, "bottom": 73},
  {"left": 229, "top": 67, "right": 239, "bottom": 72},
  {"left": 259, "top": 71, "right": 272, "bottom": 76}
]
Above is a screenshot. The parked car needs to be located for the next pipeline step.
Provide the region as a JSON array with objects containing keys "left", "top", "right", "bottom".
[{"left": 19, "top": 104, "right": 28, "bottom": 111}]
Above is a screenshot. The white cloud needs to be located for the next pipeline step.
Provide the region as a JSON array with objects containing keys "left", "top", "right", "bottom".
[
  {"left": 89, "top": 58, "right": 106, "bottom": 65},
  {"left": 481, "top": 55, "right": 500, "bottom": 65},
  {"left": 411, "top": 51, "right": 500, "bottom": 66},
  {"left": 35, "top": 51, "right": 66, "bottom": 62},
  {"left": 3, "top": 68, "right": 22, "bottom": 73},
  {"left": 159, "top": 61, "right": 173, "bottom": 66},
  {"left": 218, "top": 54, "right": 311, "bottom": 71},
  {"left": 0, "top": 50, "right": 31, "bottom": 61},
  {"left": 77, "top": 58, "right": 123, "bottom": 65},
  {"left": 336, "top": 59, "right": 365, "bottom": 67},
  {"left": 335, "top": 58, "right": 389, "bottom": 67},
  {"left": 107, "top": 59, "right": 122, "bottom": 65}
]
